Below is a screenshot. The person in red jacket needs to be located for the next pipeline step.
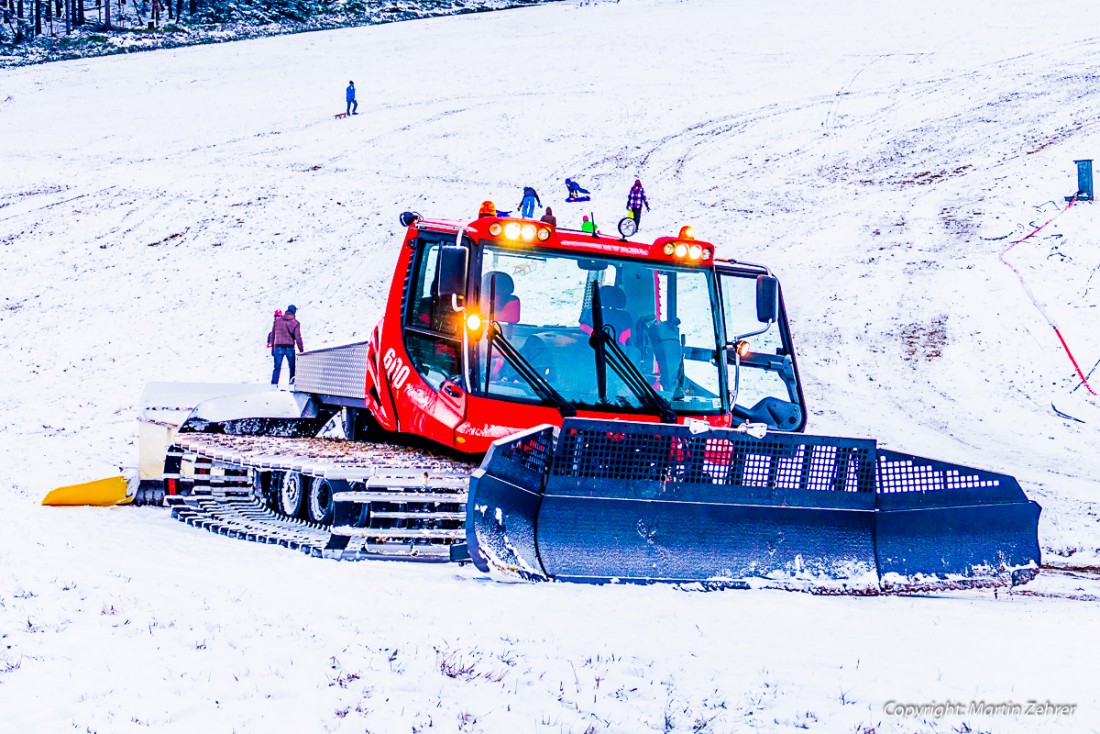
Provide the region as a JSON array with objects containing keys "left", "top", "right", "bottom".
[{"left": 270, "top": 305, "right": 304, "bottom": 386}]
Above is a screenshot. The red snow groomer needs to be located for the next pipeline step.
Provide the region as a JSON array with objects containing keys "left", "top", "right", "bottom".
[{"left": 140, "top": 210, "right": 1040, "bottom": 594}]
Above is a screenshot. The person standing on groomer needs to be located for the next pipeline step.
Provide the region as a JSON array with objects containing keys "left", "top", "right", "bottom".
[{"left": 270, "top": 305, "right": 304, "bottom": 387}]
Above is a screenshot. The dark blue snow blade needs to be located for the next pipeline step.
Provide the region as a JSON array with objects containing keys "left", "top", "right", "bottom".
[
  {"left": 466, "top": 425, "right": 557, "bottom": 579},
  {"left": 466, "top": 419, "right": 1041, "bottom": 593}
]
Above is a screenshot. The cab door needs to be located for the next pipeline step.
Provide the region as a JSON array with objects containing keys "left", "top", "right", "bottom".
[
  {"left": 394, "top": 233, "right": 468, "bottom": 446},
  {"left": 715, "top": 265, "right": 806, "bottom": 431}
]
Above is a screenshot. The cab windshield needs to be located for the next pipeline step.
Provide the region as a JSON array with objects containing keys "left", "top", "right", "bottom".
[{"left": 469, "top": 244, "right": 724, "bottom": 415}]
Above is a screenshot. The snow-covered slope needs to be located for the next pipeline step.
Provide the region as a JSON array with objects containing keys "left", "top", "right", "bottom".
[{"left": 2, "top": 1, "right": 1099, "bottom": 731}]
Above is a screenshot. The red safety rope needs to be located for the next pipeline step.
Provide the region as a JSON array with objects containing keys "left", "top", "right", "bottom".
[{"left": 999, "top": 195, "right": 1096, "bottom": 395}]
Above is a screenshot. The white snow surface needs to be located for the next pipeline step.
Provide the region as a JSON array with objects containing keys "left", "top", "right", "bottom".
[{"left": 3, "top": 0, "right": 1100, "bottom": 731}]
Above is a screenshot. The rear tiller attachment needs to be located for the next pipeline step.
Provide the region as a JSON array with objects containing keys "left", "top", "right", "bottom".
[{"left": 466, "top": 418, "right": 1041, "bottom": 593}]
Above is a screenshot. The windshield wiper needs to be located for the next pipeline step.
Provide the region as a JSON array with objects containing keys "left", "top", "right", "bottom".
[
  {"left": 587, "top": 282, "right": 677, "bottom": 424},
  {"left": 594, "top": 327, "right": 678, "bottom": 423},
  {"left": 486, "top": 322, "right": 576, "bottom": 417}
]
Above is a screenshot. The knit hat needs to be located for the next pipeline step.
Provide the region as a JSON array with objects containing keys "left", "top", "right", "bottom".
[{"left": 286, "top": 305, "right": 297, "bottom": 314}]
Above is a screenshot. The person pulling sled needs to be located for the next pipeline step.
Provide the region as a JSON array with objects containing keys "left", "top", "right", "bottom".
[{"left": 346, "top": 81, "right": 359, "bottom": 116}]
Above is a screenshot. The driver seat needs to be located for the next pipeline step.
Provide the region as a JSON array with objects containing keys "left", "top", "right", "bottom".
[
  {"left": 580, "top": 284, "right": 633, "bottom": 344},
  {"left": 482, "top": 271, "right": 521, "bottom": 323}
]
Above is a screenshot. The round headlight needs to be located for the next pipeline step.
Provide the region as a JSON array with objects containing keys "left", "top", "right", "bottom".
[
  {"left": 504, "top": 223, "right": 521, "bottom": 240},
  {"left": 688, "top": 245, "right": 702, "bottom": 260},
  {"left": 488, "top": 223, "right": 502, "bottom": 236},
  {"left": 521, "top": 224, "right": 537, "bottom": 242},
  {"left": 674, "top": 243, "right": 688, "bottom": 258},
  {"left": 663, "top": 243, "right": 675, "bottom": 256},
  {"left": 537, "top": 227, "right": 551, "bottom": 242},
  {"left": 466, "top": 313, "right": 482, "bottom": 332},
  {"left": 702, "top": 248, "right": 712, "bottom": 261}
]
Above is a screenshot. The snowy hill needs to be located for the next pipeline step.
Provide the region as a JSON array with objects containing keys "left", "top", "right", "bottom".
[{"left": 2, "top": 1, "right": 1099, "bottom": 731}]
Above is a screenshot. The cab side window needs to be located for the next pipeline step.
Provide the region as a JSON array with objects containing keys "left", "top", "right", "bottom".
[{"left": 404, "top": 238, "right": 461, "bottom": 390}]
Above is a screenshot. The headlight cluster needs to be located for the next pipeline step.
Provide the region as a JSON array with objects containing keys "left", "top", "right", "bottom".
[
  {"left": 488, "top": 221, "right": 552, "bottom": 243},
  {"left": 662, "top": 242, "right": 712, "bottom": 261}
]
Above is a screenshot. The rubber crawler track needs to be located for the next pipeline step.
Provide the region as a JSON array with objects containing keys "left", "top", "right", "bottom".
[{"left": 163, "top": 433, "right": 476, "bottom": 561}]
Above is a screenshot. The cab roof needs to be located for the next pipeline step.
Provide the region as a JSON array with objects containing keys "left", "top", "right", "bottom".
[{"left": 408, "top": 215, "right": 715, "bottom": 267}]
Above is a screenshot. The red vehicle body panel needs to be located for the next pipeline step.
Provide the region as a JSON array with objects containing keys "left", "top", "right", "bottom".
[{"left": 358, "top": 216, "right": 731, "bottom": 456}]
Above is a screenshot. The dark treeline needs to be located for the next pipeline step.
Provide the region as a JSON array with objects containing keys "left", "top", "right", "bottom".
[
  {"left": 3, "top": 0, "right": 203, "bottom": 42},
  {"left": 1, "top": 0, "right": 551, "bottom": 55}
]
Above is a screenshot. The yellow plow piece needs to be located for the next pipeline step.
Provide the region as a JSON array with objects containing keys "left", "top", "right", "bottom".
[{"left": 42, "top": 476, "right": 131, "bottom": 506}]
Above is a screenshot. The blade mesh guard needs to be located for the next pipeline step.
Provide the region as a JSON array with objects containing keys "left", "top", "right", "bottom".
[{"left": 467, "top": 419, "right": 1041, "bottom": 592}]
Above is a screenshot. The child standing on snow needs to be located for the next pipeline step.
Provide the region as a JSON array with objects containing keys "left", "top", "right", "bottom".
[
  {"left": 266, "top": 310, "right": 283, "bottom": 349},
  {"left": 519, "top": 186, "right": 541, "bottom": 218}
]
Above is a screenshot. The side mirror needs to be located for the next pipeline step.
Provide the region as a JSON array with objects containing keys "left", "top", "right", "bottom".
[
  {"left": 756, "top": 275, "right": 779, "bottom": 324},
  {"left": 399, "top": 211, "right": 420, "bottom": 227},
  {"left": 436, "top": 246, "right": 468, "bottom": 301}
]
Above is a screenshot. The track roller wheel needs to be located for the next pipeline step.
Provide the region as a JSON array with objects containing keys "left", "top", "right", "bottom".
[
  {"left": 341, "top": 407, "right": 383, "bottom": 442},
  {"left": 253, "top": 470, "right": 277, "bottom": 510},
  {"left": 347, "top": 482, "right": 371, "bottom": 527},
  {"left": 306, "top": 477, "right": 335, "bottom": 525},
  {"left": 278, "top": 471, "right": 306, "bottom": 518}
]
